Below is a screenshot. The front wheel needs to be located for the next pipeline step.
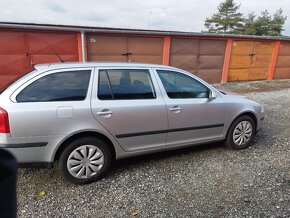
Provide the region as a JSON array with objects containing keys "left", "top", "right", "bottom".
[
  {"left": 59, "top": 137, "right": 111, "bottom": 184},
  {"left": 225, "top": 115, "right": 256, "bottom": 150}
]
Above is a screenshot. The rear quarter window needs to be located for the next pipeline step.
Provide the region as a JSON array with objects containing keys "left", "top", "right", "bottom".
[{"left": 16, "top": 70, "right": 91, "bottom": 102}]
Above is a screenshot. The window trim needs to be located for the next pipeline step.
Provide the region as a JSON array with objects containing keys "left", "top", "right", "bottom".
[
  {"left": 10, "top": 68, "right": 93, "bottom": 103},
  {"left": 97, "top": 68, "right": 157, "bottom": 101}
]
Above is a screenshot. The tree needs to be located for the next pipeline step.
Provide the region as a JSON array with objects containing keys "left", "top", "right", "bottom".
[
  {"left": 252, "top": 9, "right": 286, "bottom": 36},
  {"left": 270, "top": 8, "right": 287, "bottom": 35},
  {"left": 204, "top": 0, "right": 244, "bottom": 34},
  {"left": 254, "top": 10, "right": 273, "bottom": 36},
  {"left": 242, "top": 12, "right": 257, "bottom": 35},
  {"left": 204, "top": 0, "right": 287, "bottom": 36}
]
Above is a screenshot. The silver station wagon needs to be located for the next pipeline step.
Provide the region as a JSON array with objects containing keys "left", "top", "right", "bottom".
[{"left": 0, "top": 62, "right": 264, "bottom": 184}]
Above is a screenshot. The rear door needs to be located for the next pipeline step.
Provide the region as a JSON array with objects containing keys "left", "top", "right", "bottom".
[{"left": 91, "top": 67, "right": 168, "bottom": 152}]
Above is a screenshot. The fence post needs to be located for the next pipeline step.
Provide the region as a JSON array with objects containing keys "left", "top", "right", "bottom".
[
  {"left": 221, "top": 38, "right": 233, "bottom": 83},
  {"left": 162, "top": 36, "right": 171, "bottom": 66},
  {"left": 268, "top": 41, "right": 281, "bottom": 80}
]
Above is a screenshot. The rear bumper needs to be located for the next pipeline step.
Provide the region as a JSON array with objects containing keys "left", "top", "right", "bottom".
[
  {"left": 0, "top": 143, "right": 53, "bottom": 168},
  {"left": 0, "top": 142, "right": 48, "bottom": 148},
  {"left": 0, "top": 135, "right": 64, "bottom": 164},
  {"left": 18, "top": 162, "right": 53, "bottom": 169},
  {"left": 1, "top": 145, "right": 52, "bottom": 165}
]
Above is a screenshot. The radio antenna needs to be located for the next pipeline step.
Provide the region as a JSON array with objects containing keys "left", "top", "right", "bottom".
[{"left": 37, "top": 35, "right": 65, "bottom": 63}]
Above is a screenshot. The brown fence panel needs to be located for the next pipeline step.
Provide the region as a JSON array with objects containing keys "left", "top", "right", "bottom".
[
  {"left": 27, "top": 32, "right": 79, "bottom": 64},
  {"left": 170, "top": 38, "right": 199, "bottom": 73},
  {"left": 229, "top": 40, "right": 274, "bottom": 81},
  {"left": 87, "top": 34, "right": 163, "bottom": 64},
  {"left": 0, "top": 30, "right": 79, "bottom": 90},
  {"left": 87, "top": 35, "right": 127, "bottom": 62},
  {"left": 127, "top": 37, "right": 163, "bottom": 64},
  {"left": 198, "top": 40, "right": 226, "bottom": 83},
  {"left": 170, "top": 38, "right": 226, "bottom": 83},
  {"left": 229, "top": 41, "right": 253, "bottom": 81},
  {"left": 0, "top": 31, "right": 31, "bottom": 90},
  {"left": 275, "top": 42, "right": 290, "bottom": 79}
]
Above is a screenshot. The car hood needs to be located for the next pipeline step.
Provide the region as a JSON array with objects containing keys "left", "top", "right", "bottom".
[
  {"left": 218, "top": 89, "right": 247, "bottom": 98},
  {"left": 218, "top": 89, "right": 261, "bottom": 107}
]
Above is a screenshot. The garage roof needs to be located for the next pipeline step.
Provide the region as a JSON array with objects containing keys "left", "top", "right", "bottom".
[{"left": 1, "top": 21, "right": 290, "bottom": 41}]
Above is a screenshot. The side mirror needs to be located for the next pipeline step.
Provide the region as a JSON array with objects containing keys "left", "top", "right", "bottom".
[{"left": 209, "top": 91, "right": 217, "bottom": 100}]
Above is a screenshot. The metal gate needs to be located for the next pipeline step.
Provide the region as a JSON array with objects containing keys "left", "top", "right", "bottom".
[
  {"left": 275, "top": 42, "right": 290, "bottom": 79},
  {"left": 228, "top": 40, "right": 274, "bottom": 81},
  {"left": 0, "top": 30, "right": 79, "bottom": 90},
  {"left": 87, "top": 34, "right": 163, "bottom": 64},
  {"left": 169, "top": 38, "right": 226, "bottom": 83}
]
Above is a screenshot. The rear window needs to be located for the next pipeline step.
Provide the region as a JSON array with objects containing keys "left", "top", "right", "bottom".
[{"left": 16, "top": 70, "right": 91, "bottom": 102}]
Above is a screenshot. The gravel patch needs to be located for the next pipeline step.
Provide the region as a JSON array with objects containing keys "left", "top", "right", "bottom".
[
  {"left": 17, "top": 81, "right": 290, "bottom": 217},
  {"left": 214, "top": 79, "right": 290, "bottom": 93}
]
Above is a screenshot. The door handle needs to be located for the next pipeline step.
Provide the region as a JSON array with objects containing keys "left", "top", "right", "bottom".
[
  {"left": 97, "top": 109, "right": 113, "bottom": 116},
  {"left": 169, "top": 106, "right": 182, "bottom": 113}
]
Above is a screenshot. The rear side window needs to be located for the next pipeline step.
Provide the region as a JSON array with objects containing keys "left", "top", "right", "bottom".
[
  {"left": 98, "top": 69, "right": 156, "bottom": 100},
  {"left": 16, "top": 70, "right": 91, "bottom": 102}
]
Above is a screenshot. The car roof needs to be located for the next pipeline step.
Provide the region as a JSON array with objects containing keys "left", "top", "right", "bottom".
[{"left": 34, "top": 62, "right": 178, "bottom": 71}]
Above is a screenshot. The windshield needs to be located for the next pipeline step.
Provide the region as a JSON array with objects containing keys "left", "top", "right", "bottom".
[{"left": 0, "top": 70, "right": 36, "bottom": 94}]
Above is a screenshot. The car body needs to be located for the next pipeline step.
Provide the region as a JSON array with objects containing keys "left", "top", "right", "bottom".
[{"left": 0, "top": 62, "right": 264, "bottom": 184}]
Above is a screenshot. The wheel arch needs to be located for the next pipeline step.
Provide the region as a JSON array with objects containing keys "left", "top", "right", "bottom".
[
  {"left": 227, "top": 111, "right": 258, "bottom": 136},
  {"left": 53, "top": 131, "right": 116, "bottom": 162}
]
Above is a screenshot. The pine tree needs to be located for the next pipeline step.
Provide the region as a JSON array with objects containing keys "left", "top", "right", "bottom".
[
  {"left": 204, "top": 0, "right": 244, "bottom": 34},
  {"left": 254, "top": 10, "right": 272, "bottom": 36},
  {"left": 253, "top": 9, "right": 286, "bottom": 36},
  {"left": 269, "top": 8, "right": 287, "bottom": 36},
  {"left": 204, "top": 0, "right": 287, "bottom": 36},
  {"left": 242, "top": 12, "right": 257, "bottom": 35}
]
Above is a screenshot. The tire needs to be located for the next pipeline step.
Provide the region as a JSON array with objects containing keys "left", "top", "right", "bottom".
[
  {"left": 225, "top": 115, "right": 256, "bottom": 150},
  {"left": 59, "top": 137, "right": 111, "bottom": 184}
]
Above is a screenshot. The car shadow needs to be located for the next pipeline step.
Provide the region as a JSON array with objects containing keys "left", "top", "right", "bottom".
[
  {"left": 18, "top": 141, "right": 226, "bottom": 184},
  {"left": 108, "top": 141, "right": 225, "bottom": 178}
]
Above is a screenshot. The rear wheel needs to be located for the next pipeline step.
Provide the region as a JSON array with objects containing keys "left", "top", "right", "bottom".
[
  {"left": 225, "top": 115, "right": 256, "bottom": 150},
  {"left": 59, "top": 137, "right": 111, "bottom": 184}
]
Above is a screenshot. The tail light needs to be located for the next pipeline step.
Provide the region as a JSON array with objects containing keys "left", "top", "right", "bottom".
[{"left": 0, "top": 108, "right": 10, "bottom": 133}]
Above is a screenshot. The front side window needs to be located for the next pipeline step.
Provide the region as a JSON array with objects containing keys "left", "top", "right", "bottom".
[
  {"left": 98, "top": 69, "right": 156, "bottom": 100},
  {"left": 157, "top": 70, "right": 209, "bottom": 99},
  {"left": 16, "top": 70, "right": 91, "bottom": 102}
]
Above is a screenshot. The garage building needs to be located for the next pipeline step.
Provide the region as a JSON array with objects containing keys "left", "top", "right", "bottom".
[{"left": 1, "top": 22, "right": 290, "bottom": 90}]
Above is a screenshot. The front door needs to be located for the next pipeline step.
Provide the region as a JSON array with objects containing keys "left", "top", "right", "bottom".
[
  {"left": 91, "top": 68, "right": 168, "bottom": 152},
  {"left": 155, "top": 69, "right": 226, "bottom": 147}
]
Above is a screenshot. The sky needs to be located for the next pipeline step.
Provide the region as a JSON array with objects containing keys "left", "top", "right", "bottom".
[{"left": 0, "top": 0, "right": 289, "bottom": 35}]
